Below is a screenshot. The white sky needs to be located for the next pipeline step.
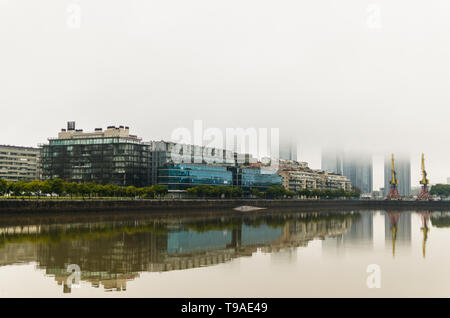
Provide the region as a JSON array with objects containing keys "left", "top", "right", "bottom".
[{"left": 1, "top": 0, "right": 449, "bottom": 189}]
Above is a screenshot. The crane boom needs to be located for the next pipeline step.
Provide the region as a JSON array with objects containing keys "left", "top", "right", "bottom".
[
  {"left": 390, "top": 154, "right": 398, "bottom": 185},
  {"left": 420, "top": 153, "right": 429, "bottom": 185}
]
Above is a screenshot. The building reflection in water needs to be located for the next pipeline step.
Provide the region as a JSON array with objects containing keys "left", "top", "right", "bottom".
[
  {"left": 0, "top": 211, "right": 359, "bottom": 293},
  {"left": 322, "top": 210, "right": 416, "bottom": 258},
  {"left": 322, "top": 211, "right": 374, "bottom": 253},
  {"left": 3, "top": 209, "right": 448, "bottom": 293}
]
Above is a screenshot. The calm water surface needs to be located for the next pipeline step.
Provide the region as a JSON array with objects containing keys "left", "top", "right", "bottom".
[{"left": 0, "top": 209, "right": 449, "bottom": 297}]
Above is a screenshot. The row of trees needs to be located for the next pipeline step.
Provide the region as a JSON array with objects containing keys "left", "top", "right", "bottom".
[
  {"left": 185, "top": 184, "right": 360, "bottom": 199},
  {"left": 0, "top": 178, "right": 168, "bottom": 199},
  {"left": 430, "top": 184, "right": 450, "bottom": 197},
  {"left": 0, "top": 178, "right": 360, "bottom": 200},
  {"left": 186, "top": 185, "right": 243, "bottom": 198},
  {"left": 255, "top": 186, "right": 360, "bottom": 199}
]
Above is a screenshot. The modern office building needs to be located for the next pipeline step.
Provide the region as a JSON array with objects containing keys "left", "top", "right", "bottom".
[
  {"left": 150, "top": 140, "right": 280, "bottom": 191},
  {"left": 157, "top": 163, "right": 233, "bottom": 190},
  {"left": 322, "top": 149, "right": 372, "bottom": 194},
  {"left": 0, "top": 145, "right": 41, "bottom": 182},
  {"left": 383, "top": 154, "right": 411, "bottom": 197},
  {"left": 148, "top": 140, "right": 236, "bottom": 186},
  {"left": 41, "top": 122, "right": 150, "bottom": 187},
  {"left": 229, "top": 167, "right": 282, "bottom": 191},
  {"left": 447, "top": 177, "right": 450, "bottom": 185}
]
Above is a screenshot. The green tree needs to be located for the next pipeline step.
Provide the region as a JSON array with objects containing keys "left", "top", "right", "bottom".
[
  {"left": 41, "top": 180, "right": 52, "bottom": 196},
  {"left": 11, "top": 181, "right": 25, "bottom": 198},
  {"left": 311, "top": 189, "right": 322, "bottom": 198},
  {"left": 50, "top": 179, "right": 64, "bottom": 196},
  {"left": 126, "top": 186, "right": 137, "bottom": 198},
  {"left": 231, "top": 187, "right": 243, "bottom": 198},
  {"left": 136, "top": 187, "right": 146, "bottom": 198},
  {"left": 297, "top": 188, "right": 311, "bottom": 198},
  {"left": 0, "top": 178, "right": 7, "bottom": 196},
  {"left": 430, "top": 184, "right": 450, "bottom": 197},
  {"left": 26, "top": 180, "right": 42, "bottom": 198},
  {"left": 65, "top": 182, "right": 79, "bottom": 199},
  {"left": 78, "top": 183, "right": 90, "bottom": 199},
  {"left": 285, "top": 190, "right": 295, "bottom": 198},
  {"left": 153, "top": 184, "right": 168, "bottom": 198},
  {"left": 266, "top": 185, "right": 285, "bottom": 199},
  {"left": 251, "top": 188, "right": 265, "bottom": 198},
  {"left": 143, "top": 186, "right": 155, "bottom": 198},
  {"left": 186, "top": 187, "right": 197, "bottom": 197}
]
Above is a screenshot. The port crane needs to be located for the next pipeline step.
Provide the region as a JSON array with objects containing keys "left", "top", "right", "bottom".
[
  {"left": 418, "top": 211, "right": 430, "bottom": 258},
  {"left": 386, "top": 211, "right": 401, "bottom": 257},
  {"left": 386, "top": 154, "right": 402, "bottom": 200},
  {"left": 417, "top": 153, "right": 431, "bottom": 201}
]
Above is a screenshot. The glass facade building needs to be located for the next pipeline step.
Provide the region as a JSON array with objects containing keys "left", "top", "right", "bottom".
[
  {"left": 41, "top": 124, "right": 150, "bottom": 187},
  {"left": 322, "top": 148, "right": 373, "bottom": 194},
  {"left": 157, "top": 163, "right": 232, "bottom": 190},
  {"left": 230, "top": 167, "right": 282, "bottom": 191}
]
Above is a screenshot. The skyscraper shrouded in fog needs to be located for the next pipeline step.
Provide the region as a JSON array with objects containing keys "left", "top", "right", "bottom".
[
  {"left": 383, "top": 154, "right": 411, "bottom": 197},
  {"left": 279, "top": 132, "right": 298, "bottom": 161},
  {"left": 321, "top": 149, "right": 343, "bottom": 175},
  {"left": 321, "top": 149, "right": 373, "bottom": 194}
]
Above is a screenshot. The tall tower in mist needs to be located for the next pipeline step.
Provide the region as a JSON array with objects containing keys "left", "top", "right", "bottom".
[
  {"left": 321, "top": 149, "right": 343, "bottom": 174},
  {"left": 322, "top": 149, "right": 373, "bottom": 194},
  {"left": 279, "top": 133, "right": 298, "bottom": 161},
  {"left": 384, "top": 154, "right": 411, "bottom": 197},
  {"left": 342, "top": 152, "right": 373, "bottom": 194}
]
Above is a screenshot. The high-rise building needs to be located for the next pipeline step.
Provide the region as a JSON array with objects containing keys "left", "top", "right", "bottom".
[
  {"left": 41, "top": 122, "right": 150, "bottom": 187},
  {"left": 0, "top": 145, "right": 41, "bottom": 182},
  {"left": 321, "top": 149, "right": 343, "bottom": 175},
  {"left": 342, "top": 153, "right": 373, "bottom": 194},
  {"left": 279, "top": 137, "right": 297, "bottom": 161},
  {"left": 322, "top": 149, "right": 372, "bottom": 194},
  {"left": 383, "top": 154, "right": 411, "bottom": 197},
  {"left": 447, "top": 177, "right": 450, "bottom": 185}
]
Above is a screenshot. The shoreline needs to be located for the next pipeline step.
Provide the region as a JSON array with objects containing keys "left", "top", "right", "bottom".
[{"left": 0, "top": 199, "right": 449, "bottom": 214}]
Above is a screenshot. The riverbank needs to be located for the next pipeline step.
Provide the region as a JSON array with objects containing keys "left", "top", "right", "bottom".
[{"left": 0, "top": 198, "right": 449, "bottom": 213}]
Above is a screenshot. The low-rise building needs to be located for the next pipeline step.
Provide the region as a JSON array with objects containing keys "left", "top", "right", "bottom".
[
  {"left": 278, "top": 161, "right": 351, "bottom": 192},
  {"left": 157, "top": 163, "right": 233, "bottom": 191},
  {"left": 0, "top": 145, "right": 41, "bottom": 182},
  {"left": 150, "top": 140, "right": 280, "bottom": 191},
  {"left": 229, "top": 167, "right": 282, "bottom": 191}
]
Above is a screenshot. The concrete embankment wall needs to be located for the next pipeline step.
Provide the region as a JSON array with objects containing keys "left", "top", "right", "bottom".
[{"left": 0, "top": 199, "right": 449, "bottom": 214}]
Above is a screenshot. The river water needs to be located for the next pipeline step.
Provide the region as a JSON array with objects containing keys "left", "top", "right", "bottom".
[{"left": 0, "top": 209, "right": 449, "bottom": 297}]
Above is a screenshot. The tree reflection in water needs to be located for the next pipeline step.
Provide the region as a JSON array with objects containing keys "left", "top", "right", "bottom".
[{"left": 0, "top": 211, "right": 360, "bottom": 292}]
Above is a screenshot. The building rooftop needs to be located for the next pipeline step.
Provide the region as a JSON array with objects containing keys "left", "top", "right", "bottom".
[
  {"left": 51, "top": 122, "right": 141, "bottom": 141},
  {"left": 0, "top": 144, "right": 40, "bottom": 151}
]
